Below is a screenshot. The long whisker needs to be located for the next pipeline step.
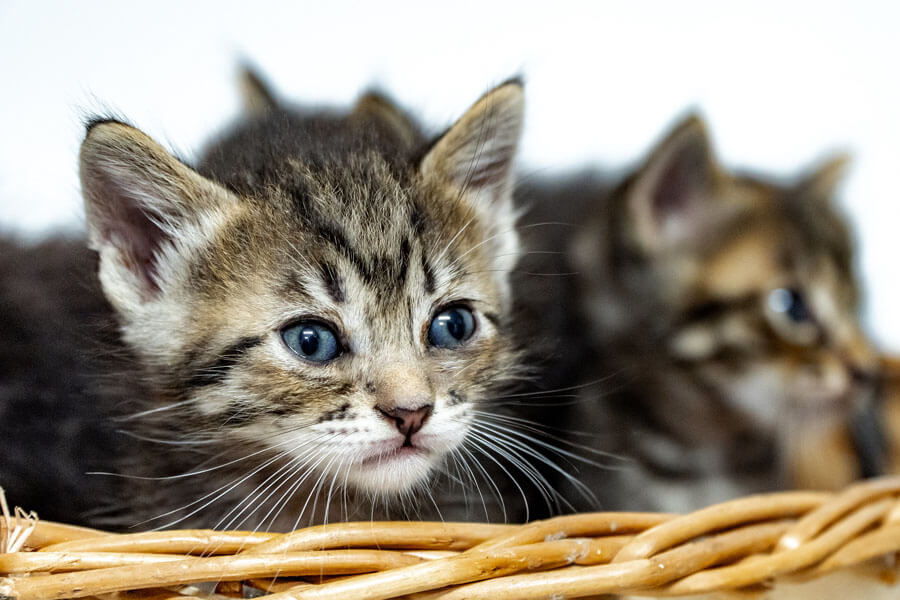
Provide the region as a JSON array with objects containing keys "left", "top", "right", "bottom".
[
  {"left": 469, "top": 428, "right": 564, "bottom": 515},
  {"left": 113, "top": 428, "right": 219, "bottom": 447},
  {"left": 455, "top": 439, "right": 507, "bottom": 522},
  {"left": 470, "top": 410, "right": 627, "bottom": 462},
  {"left": 468, "top": 420, "right": 600, "bottom": 508},
  {"left": 487, "top": 375, "right": 618, "bottom": 401},
  {"left": 275, "top": 445, "right": 340, "bottom": 533},
  {"left": 116, "top": 397, "right": 207, "bottom": 422},
  {"left": 470, "top": 417, "right": 617, "bottom": 471},
  {"left": 87, "top": 430, "right": 320, "bottom": 481},
  {"left": 463, "top": 431, "right": 535, "bottom": 522},
  {"left": 215, "top": 451, "right": 309, "bottom": 532},
  {"left": 446, "top": 446, "right": 484, "bottom": 519},
  {"left": 140, "top": 446, "right": 294, "bottom": 530},
  {"left": 215, "top": 433, "right": 336, "bottom": 532}
]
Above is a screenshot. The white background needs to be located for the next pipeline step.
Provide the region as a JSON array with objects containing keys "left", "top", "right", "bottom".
[{"left": 1, "top": 1, "right": 898, "bottom": 349}]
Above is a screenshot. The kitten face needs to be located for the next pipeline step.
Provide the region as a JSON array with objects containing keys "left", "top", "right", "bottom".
[
  {"left": 172, "top": 166, "right": 517, "bottom": 495},
  {"left": 80, "top": 80, "right": 525, "bottom": 523},
  {"left": 574, "top": 116, "right": 877, "bottom": 434},
  {"left": 679, "top": 200, "right": 872, "bottom": 429}
]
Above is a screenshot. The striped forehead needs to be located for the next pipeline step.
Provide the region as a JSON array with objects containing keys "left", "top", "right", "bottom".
[{"left": 273, "top": 203, "right": 472, "bottom": 309}]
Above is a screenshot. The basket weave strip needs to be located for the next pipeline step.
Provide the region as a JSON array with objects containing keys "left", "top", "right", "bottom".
[
  {"left": 244, "top": 521, "right": 517, "bottom": 555},
  {"left": 1, "top": 477, "right": 899, "bottom": 600},
  {"left": 612, "top": 491, "right": 829, "bottom": 562},
  {"left": 40, "top": 531, "right": 279, "bottom": 555}
]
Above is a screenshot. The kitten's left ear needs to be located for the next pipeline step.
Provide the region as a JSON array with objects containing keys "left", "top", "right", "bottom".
[
  {"left": 420, "top": 79, "right": 524, "bottom": 220},
  {"left": 627, "top": 113, "right": 722, "bottom": 252},
  {"left": 352, "top": 91, "right": 422, "bottom": 150},
  {"left": 239, "top": 65, "right": 280, "bottom": 116},
  {"left": 80, "top": 120, "right": 240, "bottom": 316},
  {"left": 794, "top": 153, "right": 851, "bottom": 202}
]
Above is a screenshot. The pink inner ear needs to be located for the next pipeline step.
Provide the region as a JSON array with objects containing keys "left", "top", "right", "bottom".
[
  {"left": 95, "top": 176, "right": 168, "bottom": 295},
  {"left": 652, "top": 145, "right": 709, "bottom": 226},
  {"left": 653, "top": 148, "right": 705, "bottom": 222}
]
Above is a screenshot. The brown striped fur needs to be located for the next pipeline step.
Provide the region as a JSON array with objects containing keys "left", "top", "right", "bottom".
[
  {"left": 70, "top": 78, "right": 538, "bottom": 529},
  {"left": 517, "top": 115, "right": 879, "bottom": 512}
]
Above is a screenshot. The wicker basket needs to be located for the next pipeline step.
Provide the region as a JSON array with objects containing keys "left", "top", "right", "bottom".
[{"left": 1, "top": 476, "right": 899, "bottom": 600}]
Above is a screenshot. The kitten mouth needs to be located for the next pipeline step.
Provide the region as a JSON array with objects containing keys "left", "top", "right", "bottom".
[
  {"left": 360, "top": 444, "right": 428, "bottom": 466},
  {"left": 346, "top": 442, "right": 437, "bottom": 494}
]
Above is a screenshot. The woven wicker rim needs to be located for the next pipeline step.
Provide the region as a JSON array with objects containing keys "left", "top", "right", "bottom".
[{"left": 1, "top": 477, "right": 899, "bottom": 599}]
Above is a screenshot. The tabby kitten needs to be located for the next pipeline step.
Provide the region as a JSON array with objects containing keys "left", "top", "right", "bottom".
[
  {"left": 1, "top": 76, "right": 555, "bottom": 530},
  {"left": 517, "top": 115, "right": 880, "bottom": 513}
]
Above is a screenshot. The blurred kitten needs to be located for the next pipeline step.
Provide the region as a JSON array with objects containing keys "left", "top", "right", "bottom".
[{"left": 515, "top": 115, "right": 882, "bottom": 512}]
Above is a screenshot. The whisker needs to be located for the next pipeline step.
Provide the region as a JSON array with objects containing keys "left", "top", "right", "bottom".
[
  {"left": 116, "top": 397, "right": 206, "bottom": 422},
  {"left": 140, "top": 446, "right": 294, "bottom": 530},
  {"left": 274, "top": 447, "right": 339, "bottom": 534},
  {"left": 472, "top": 429, "right": 566, "bottom": 515},
  {"left": 470, "top": 417, "right": 618, "bottom": 470},
  {"left": 463, "top": 431, "right": 535, "bottom": 522},
  {"left": 468, "top": 421, "right": 600, "bottom": 509},
  {"left": 113, "top": 428, "right": 218, "bottom": 447},
  {"left": 488, "top": 375, "right": 618, "bottom": 401},
  {"left": 470, "top": 410, "right": 627, "bottom": 462},
  {"left": 87, "top": 431, "right": 318, "bottom": 481},
  {"left": 215, "top": 451, "right": 308, "bottom": 532},
  {"left": 215, "top": 433, "right": 336, "bottom": 532},
  {"left": 455, "top": 439, "right": 507, "bottom": 522}
]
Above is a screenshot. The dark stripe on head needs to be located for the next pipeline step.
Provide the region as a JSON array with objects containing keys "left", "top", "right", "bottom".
[
  {"left": 316, "top": 224, "right": 373, "bottom": 283},
  {"left": 281, "top": 270, "right": 310, "bottom": 299},
  {"left": 187, "top": 336, "right": 262, "bottom": 388},
  {"left": 398, "top": 237, "right": 411, "bottom": 287},
  {"left": 319, "top": 261, "right": 345, "bottom": 303},
  {"left": 421, "top": 253, "right": 436, "bottom": 294},
  {"left": 410, "top": 206, "right": 426, "bottom": 236},
  {"left": 316, "top": 225, "right": 415, "bottom": 293}
]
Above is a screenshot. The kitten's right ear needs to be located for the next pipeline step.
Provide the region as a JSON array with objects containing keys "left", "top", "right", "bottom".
[
  {"left": 794, "top": 153, "right": 852, "bottom": 203},
  {"left": 419, "top": 79, "right": 524, "bottom": 277},
  {"left": 420, "top": 79, "right": 524, "bottom": 216},
  {"left": 80, "top": 120, "right": 239, "bottom": 314},
  {"left": 627, "top": 114, "right": 721, "bottom": 252},
  {"left": 239, "top": 65, "right": 280, "bottom": 116}
]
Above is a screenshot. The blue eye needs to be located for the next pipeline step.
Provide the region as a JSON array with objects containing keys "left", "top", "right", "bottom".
[
  {"left": 281, "top": 321, "right": 341, "bottom": 363},
  {"left": 766, "top": 287, "right": 819, "bottom": 345},
  {"left": 767, "top": 288, "right": 812, "bottom": 323},
  {"left": 428, "top": 306, "right": 476, "bottom": 349}
]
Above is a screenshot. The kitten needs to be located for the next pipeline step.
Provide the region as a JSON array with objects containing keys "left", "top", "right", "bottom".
[
  {"left": 516, "top": 115, "right": 881, "bottom": 513},
  {"left": 0, "top": 77, "right": 560, "bottom": 530}
]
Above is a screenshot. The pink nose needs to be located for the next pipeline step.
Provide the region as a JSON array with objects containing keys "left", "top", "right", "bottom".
[{"left": 376, "top": 405, "right": 432, "bottom": 438}]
